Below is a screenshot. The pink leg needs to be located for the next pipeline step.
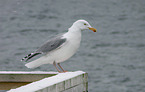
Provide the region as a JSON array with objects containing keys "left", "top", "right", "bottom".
[
  {"left": 58, "top": 63, "right": 68, "bottom": 72},
  {"left": 53, "top": 61, "right": 62, "bottom": 73}
]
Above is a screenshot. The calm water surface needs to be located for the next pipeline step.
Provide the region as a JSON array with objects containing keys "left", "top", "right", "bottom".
[{"left": 0, "top": 0, "right": 145, "bottom": 92}]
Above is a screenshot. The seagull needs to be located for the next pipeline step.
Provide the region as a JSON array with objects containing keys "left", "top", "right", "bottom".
[{"left": 21, "top": 19, "right": 97, "bottom": 73}]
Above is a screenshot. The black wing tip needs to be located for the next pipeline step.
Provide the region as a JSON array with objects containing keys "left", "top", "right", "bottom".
[
  {"left": 21, "top": 53, "right": 32, "bottom": 62},
  {"left": 21, "top": 59, "right": 24, "bottom": 62},
  {"left": 21, "top": 57, "right": 28, "bottom": 62},
  {"left": 21, "top": 52, "right": 41, "bottom": 62}
]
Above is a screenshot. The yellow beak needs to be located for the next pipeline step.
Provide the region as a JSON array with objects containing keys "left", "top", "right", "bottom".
[{"left": 88, "top": 27, "right": 97, "bottom": 32}]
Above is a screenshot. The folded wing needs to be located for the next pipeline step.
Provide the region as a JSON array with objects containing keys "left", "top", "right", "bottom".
[{"left": 21, "top": 35, "right": 66, "bottom": 62}]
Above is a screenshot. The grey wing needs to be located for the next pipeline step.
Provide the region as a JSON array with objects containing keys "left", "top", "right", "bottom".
[{"left": 36, "top": 36, "right": 67, "bottom": 53}]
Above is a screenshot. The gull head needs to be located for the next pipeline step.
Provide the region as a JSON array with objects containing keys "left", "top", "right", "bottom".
[{"left": 71, "top": 19, "right": 97, "bottom": 32}]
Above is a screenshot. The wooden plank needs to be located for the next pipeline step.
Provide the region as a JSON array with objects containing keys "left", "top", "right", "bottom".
[
  {"left": 0, "top": 82, "right": 30, "bottom": 90},
  {"left": 0, "top": 71, "right": 57, "bottom": 90},
  {"left": 0, "top": 74, "right": 56, "bottom": 82}
]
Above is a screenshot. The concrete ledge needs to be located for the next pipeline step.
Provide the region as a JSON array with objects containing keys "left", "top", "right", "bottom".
[{"left": 7, "top": 71, "right": 88, "bottom": 92}]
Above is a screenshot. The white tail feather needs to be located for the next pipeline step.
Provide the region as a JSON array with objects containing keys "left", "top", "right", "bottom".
[
  {"left": 25, "top": 58, "right": 45, "bottom": 68},
  {"left": 25, "top": 56, "right": 53, "bottom": 68},
  {"left": 25, "top": 61, "right": 41, "bottom": 68}
]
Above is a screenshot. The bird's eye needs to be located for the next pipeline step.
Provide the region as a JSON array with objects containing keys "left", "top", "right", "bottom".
[{"left": 84, "top": 23, "right": 87, "bottom": 25}]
